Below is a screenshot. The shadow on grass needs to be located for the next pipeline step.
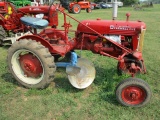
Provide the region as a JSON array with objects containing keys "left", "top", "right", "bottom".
[
  {"left": 1, "top": 72, "right": 20, "bottom": 86},
  {"left": 53, "top": 66, "right": 128, "bottom": 106},
  {"left": 1, "top": 65, "right": 127, "bottom": 106},
  {"left": 53, "top": 68, "right": 81, "bottom": 93},
  {"left": 1, "top": 45, "right": 10, "bottom": 49},
  {"left": 93, "top": 66, "right": 127, "bottom": 106}
]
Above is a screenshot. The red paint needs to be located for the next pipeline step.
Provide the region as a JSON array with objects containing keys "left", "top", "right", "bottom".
[
  {"left": 121, "top": 86, "right": 146, "bottom": 105},
  {"left": 18, "top": 5, "right": 58, "bottom": 27},
  {"left": 0, "top": 2, "right": 25, "bottom": 32},
  {"left": 68, "top": 1, "right": 91, "bottom": 13},
  {"left": 133, "top": 52, "right": 142, "bottom": 60},
  {"left": 0, "top": 2, "right": 58, "bottom": 34},
  {"left": 77, "top": 20, "right": 146, "bottom": 35},
  {"left": 0, "top": 2, "right": 7, "bottom": 13},
  {"left": 17, "top": 6, "right": 147, "bottom": 76},
  {"left": 117, "top": 57, "right": 145, "bottom": 75},
  {"left": 19, "top": 54, "right": 43, "bottom": 78},
  {"left": 74, "top": 7, "right": 79, "bottom": 12}
]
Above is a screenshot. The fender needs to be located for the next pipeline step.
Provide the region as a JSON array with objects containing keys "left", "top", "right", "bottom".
[{"left": 18, "top": 34, "right": 56, "bottom": 54}]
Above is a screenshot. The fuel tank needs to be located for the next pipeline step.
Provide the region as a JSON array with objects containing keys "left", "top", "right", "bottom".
[
  {"left": 18, "top": 5, "right": 58, "bottom": 26},
  {"left": 18, "top": 6, "right": 52, "bottom": 14},
  {"left": 77, "top": 19, "right": 146, "bottom": 35}
]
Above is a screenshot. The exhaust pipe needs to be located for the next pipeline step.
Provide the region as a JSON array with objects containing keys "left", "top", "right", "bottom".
[{"left": 112, "top": 0, "right": 118, "bottom": 20}]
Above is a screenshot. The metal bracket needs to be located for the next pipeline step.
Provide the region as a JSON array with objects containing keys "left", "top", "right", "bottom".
[{"left": 55, "top": 52, "right": 78, "bottom": 67}]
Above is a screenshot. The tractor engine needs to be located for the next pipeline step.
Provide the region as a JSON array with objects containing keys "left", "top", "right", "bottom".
[{"left": 76, "top": 19, "right": 146, "bottom": 57}]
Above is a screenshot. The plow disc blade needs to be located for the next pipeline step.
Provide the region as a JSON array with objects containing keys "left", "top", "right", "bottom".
[
  {"left": 66, "top": 66, "right": 81, "bottom": 76},
  {"left": 67, "top": 58, "right": 96, "bottom": 89}
]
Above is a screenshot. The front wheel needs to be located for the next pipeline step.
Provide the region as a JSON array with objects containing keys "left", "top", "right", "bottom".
[
  {"left": 115, "top": 78, "right": 151, "bottom": 107},
  {"left": 72, "top": 4, "right": 81, "bottom": 14},
  {"left": 86, "top": 8, "right": 92, "bottom": 13},
  {"left": 7, "top": 39, "right": 56, "bottom": 89}
]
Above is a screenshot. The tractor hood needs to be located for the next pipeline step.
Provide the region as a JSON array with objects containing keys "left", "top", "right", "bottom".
[
  {"left": 18, "top": 5, "right": 56, "bottom": 14},
  {"left": 77, "top": 19, "right": 146, "bottom": 35}
]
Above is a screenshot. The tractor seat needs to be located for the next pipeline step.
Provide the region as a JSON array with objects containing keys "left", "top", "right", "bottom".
[{"left": 20, "top": 17, "right": 48, "bottom": 29}]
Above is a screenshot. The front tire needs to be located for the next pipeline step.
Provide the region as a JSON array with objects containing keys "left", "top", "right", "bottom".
[
  {"left": 115, "top": 78, "right": 151, "bottom": 107},
  {"left": 72, "top": 4, "right": 81, "bottom": 14},
  {"left": 7, "top": 39, "right": 56, "bottom": 89},
  {"left": 86, "top": 8, "right": 92, "bottom": 13}
]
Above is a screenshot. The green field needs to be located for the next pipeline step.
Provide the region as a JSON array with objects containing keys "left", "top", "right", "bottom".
[{"left": 1, "top": 5, "right": 160, "bottom": 120}]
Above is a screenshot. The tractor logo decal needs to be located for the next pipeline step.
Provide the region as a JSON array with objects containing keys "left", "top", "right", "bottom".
[
  {"left": 29, "top": 8, "right": 42, "bottom": 11},
  {"left": 110, "top": 25, "right": 135, "bottom": 31}
]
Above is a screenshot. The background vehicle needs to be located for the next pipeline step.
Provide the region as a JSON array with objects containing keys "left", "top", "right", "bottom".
[
  {"left": 7, "top": 0, "right": 151, "bottom": 107},
  {"left": 99, "top": 2, "right": 112, "bottom": 8},
  {"left": 90, "top": 2, "right": 101, "bottom": 9},
  {"left": 60, "top": 0, "right": 70, "bottom": 10},
  {"left": 61, "top": 0, "right": 92, "bottom": 14},
  {"left": 8, "top": 0, "right": 31, "bottom": 8},
  {"left": 68, "top": 0, "right": 92, "bottom": 14},
  {"left": 117, "top": 1, "right": 123, "bottom": 7}
]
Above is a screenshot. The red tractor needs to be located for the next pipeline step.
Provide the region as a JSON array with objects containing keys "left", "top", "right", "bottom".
[
  {"left": 0, "top": 1, "right": 62, "bottom": 46},
  {"left": 0, "top": 1, "right": 28, "bottom": 45},
  {"left": 65, "top": 0, "right": 92, "bottom": 14},
  {"left": 7, "top": 1, "right": 151, "bottom": 107}
]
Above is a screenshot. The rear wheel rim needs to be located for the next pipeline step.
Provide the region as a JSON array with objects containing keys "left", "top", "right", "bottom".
[
  {"left": 11, "top": 49, "right": 44, "bottom": 84},
  {"left": 121, "top": 86, "right": 146, "bottom": 105}
]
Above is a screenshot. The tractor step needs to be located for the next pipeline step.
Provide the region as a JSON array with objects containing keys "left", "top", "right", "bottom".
[{"left": 2, "top": 32, "right": 32, "bottom": 45}]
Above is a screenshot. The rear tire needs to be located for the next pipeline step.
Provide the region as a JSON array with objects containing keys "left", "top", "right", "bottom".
[
  {"left": 0, "top": 25, "right": 7, "bottom": 46},
  {"left": 115, "top": 78, "right": 151, "bottom": 107},
  {"left": 7, "top": 39, "right": 56, "bottom": 89},
  {"left": 72, "top": 4, "right": 81, "bottom": 14},
  {"left": 67, "top": 6, "right": 72, "bottom": 13},
  {"left": 68, "top": 9, "right": 72, "bottom": 13}
]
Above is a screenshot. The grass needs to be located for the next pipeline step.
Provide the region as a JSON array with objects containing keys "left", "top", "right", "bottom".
[{"left": 1, "top": 5, "right": 160, "bottom": 120}]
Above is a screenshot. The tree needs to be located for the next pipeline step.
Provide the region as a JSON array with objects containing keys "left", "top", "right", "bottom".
[
  {"left": 151, "top": 0, "right": 160, "bottom": 3},
  {"left": 121, "top": 0, "right": 138, "bottom": 6}
]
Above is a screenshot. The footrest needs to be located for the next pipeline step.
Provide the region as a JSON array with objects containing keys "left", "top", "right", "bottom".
[{"left": 20, "top": 17, "right": 48, "bottom": 29}]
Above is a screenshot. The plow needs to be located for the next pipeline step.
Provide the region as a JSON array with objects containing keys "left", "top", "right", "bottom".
[{"left": 6, "top": 0, "right": 151, "bottom": 107}]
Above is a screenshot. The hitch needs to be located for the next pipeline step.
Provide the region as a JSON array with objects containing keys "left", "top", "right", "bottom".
[
  {"left": 55, "top": 52, "right": 81, "bottom": 76},
  {"left": 55, "top": 52, "right": 96, "bottom": 89}
]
